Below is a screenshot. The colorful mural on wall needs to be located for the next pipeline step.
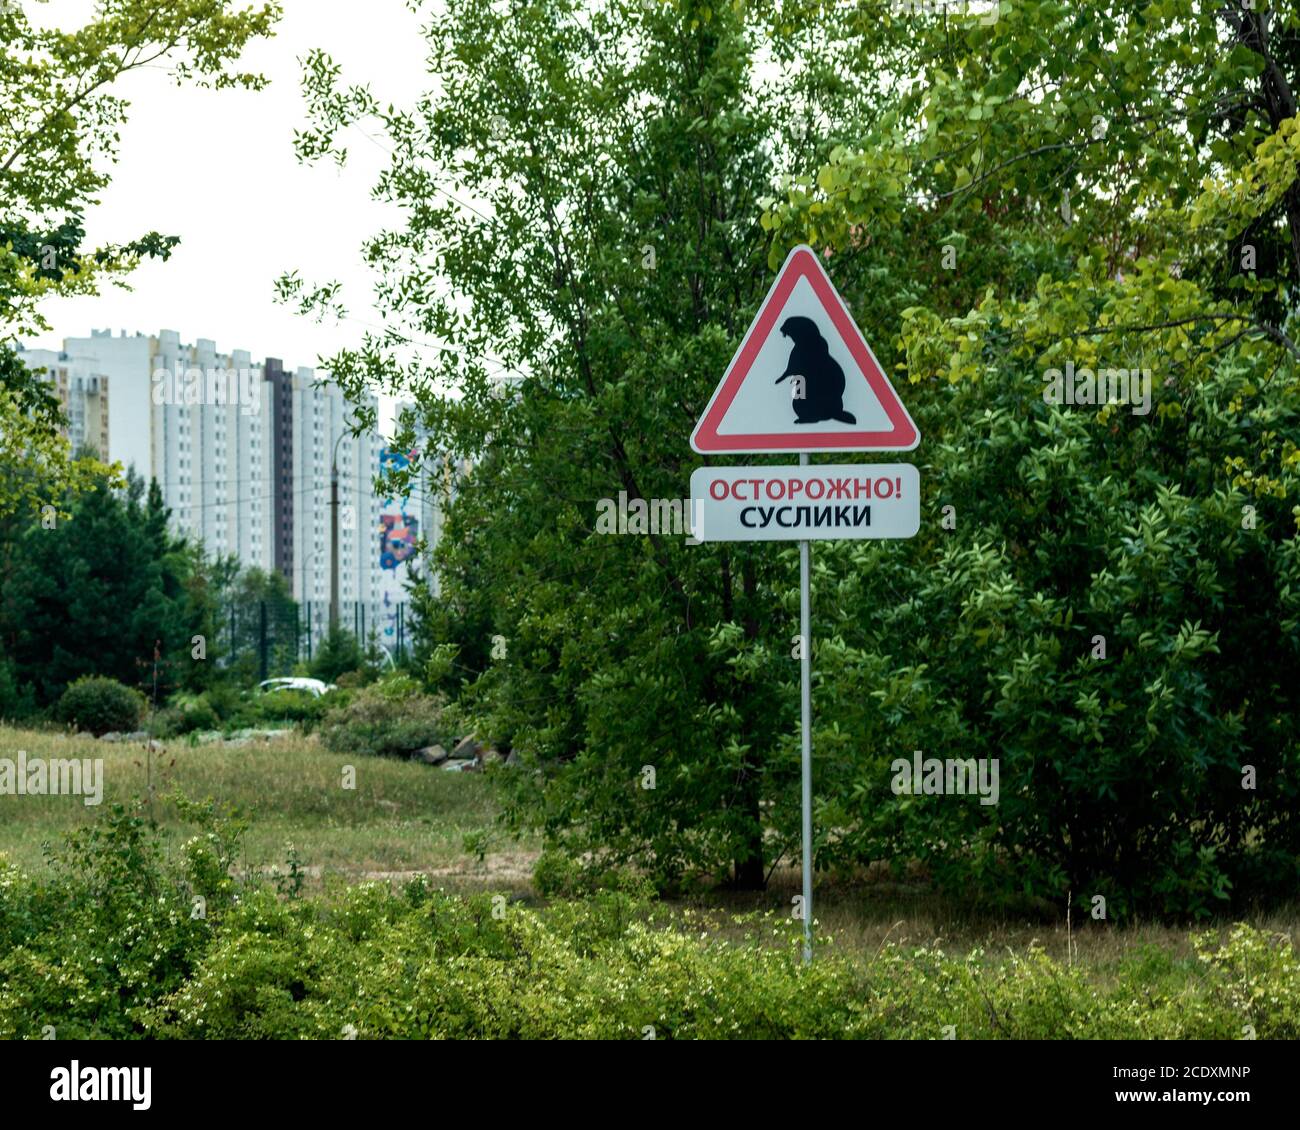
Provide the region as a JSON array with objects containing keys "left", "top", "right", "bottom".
[
  {"left": 377, "top": 446, "right": 420, "bottom": 651},
  {"left": 378, "top": 511, "right": 418, "bottom": 570}
]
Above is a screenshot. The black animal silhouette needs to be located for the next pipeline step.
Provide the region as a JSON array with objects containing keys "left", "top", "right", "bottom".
[{"left": 773, "top": 315, "right": 856, "bottom": 424}]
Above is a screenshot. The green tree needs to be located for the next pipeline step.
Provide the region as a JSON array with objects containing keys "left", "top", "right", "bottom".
[
  {"left": 0, "top": 0, "right": 280, "bottom": 515},
  {"left": 0, "top": 471, "right": 215, "bottom": 707},
  {"left": 308, "top": 625, "right": 363, "bottom": 685},
  {"left": 284, "top": 0, "right": 1300, "bottom": 913},
  {"left": 280, "top": 0, "right": 876, "bottom": 888},
  {"left": 212, "top": 564, "right": 302, "bottom": 684},
  {"left": 758, "top": 0, "right": 1300, "bottom": 914}
]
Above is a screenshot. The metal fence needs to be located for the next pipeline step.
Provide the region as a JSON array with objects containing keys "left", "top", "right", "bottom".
[{"left": 223, "top": 600, "right": 412, "bottom": 681}]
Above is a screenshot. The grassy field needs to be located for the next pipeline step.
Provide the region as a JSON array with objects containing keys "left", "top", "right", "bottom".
[
  {"left": 2, "top": 723, "right": 1295, "bottom": 971},
  {"left": 0, "top": 725, "right": 537, "bottom": 890}
]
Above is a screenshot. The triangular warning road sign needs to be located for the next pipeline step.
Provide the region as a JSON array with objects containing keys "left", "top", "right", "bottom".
[{"left": 691, "top": 244, "right": 919, "bottom": 454}]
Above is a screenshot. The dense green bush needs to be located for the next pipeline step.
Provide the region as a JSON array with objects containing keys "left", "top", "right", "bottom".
[
  {"left": 1, "top": 800, "right": 1296, "bottom": 1040},
  {"left": 196, "top": 683, "right": 267, "bottom": 732},
  {"left": 56, "top": 675, "right": 146, "bottom": 736},
  {"left": 0, "top": 800, "right": 238, "bottom": 1039},
  {"left": 308, "top": 626, "right": 365, "bottom": 684},
  {"left": 126, "top": 905, "right": 1300, "bottom": 1040},
  {"left": 801, "top": 353, "right": 1300, "bottom": 920},
  {"left": 317, "top": 675, "right": 446, "bottom": 758},
  {"left": 532, "top": 849, "right": 653, "bottom": 901},
  {"left": 154, "top": 692, "right": 221, "bottom": 737},
  {"left": 254, "top": 688, "right": 333, "bottom": 729},
  {"left": 150, "top": 685, "right": 344, "bottom": 736},
  {"left": 197, "top": 683, "right": 242, "bottom": 721}
]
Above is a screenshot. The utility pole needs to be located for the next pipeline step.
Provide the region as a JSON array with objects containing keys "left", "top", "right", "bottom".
[
  {"left": 330, "top": 432, "right": 345, "bottom": 632},
  {"left": 302, "top": 546, "right": 324, "bottom": 656}
]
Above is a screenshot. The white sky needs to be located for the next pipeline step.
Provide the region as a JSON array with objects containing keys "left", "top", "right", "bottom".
[{"left": 27, "top": 0, "right": 433, "bottom": 431}]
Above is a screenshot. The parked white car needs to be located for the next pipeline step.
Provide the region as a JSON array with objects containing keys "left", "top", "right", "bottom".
[{"left": 256, "top": 677, "right": 336, "bottom": 698}]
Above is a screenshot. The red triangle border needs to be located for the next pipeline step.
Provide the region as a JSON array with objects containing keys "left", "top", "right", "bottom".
[{"left": 690, "top": 245, "right": 919, "bottom": 453}]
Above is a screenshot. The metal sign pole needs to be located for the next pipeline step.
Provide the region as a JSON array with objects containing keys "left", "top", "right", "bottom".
[
  {"left": 688, "top": 245, "right": 921, "bottom": 966},
  {"left": 799, "top": 451, "right": 813, "bottom": 963}
]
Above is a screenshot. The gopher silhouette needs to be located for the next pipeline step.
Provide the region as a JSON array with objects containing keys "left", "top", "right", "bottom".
[{"left": 773, "top": 315, "right": 856, "bottom": 424}]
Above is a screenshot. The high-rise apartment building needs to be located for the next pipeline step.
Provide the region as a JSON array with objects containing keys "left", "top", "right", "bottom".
[
  {"left": 15, "top": 348, "right": 111, "bottom": 457},
  {"left": 18, "top": 329, "right": 402, "bottom": 649},
  {"left": 149, "top": 330, "right": 275, "bottom": 567},
  {"left": 289, "top": 368, "right": 385, "bottom": 620}
]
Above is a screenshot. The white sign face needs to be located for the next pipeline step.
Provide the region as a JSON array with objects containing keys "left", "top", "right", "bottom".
[
  {"left": 689, "top": 464, "right": 920, "bottom": 542},
  {"left": 690, "top": 245, "right": 919, "bottom": 454}
]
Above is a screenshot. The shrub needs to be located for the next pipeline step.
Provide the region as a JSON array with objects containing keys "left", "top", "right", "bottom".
[
  {"left": 308, "top": 626, "right": 364, "bottom": 684},
  {"left": 201, "top": 684, "right": 245, "bottom": 723},
  {"left": 136, "top": 900, "right": 1300, "bottom": 1041},
  {"left": 57, "top": 676, "right": 146, "bottom": 736},
  {"left": 796, "top": 352, "right": 1300, "bottom": 919},
  {"left": 154, "top": 692, "right": 221, "bottom": 737},
  {"left": 1192, "top": 924, "right": 1300, "bottom": 1040},
  {"left": 533, "top": 849, "right": 652, "bottom": 900},
  {"left": 3, "top": 797, "right": 1298, "bottom": 1041},
  {"left": 253, "top": 689, "right": 332, "bottom": 729},
  {"left": 0, "top": 798, "right": 241, "bottom": 1039},
  {"left": 532, "top": 849, "right": 583, "bottom": 897},
  {"left": 192, "top": 683, "right": 271, "bottom": 732},
  {"left": 317, "top": 676, "right": 447, "bottom": 758}
]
